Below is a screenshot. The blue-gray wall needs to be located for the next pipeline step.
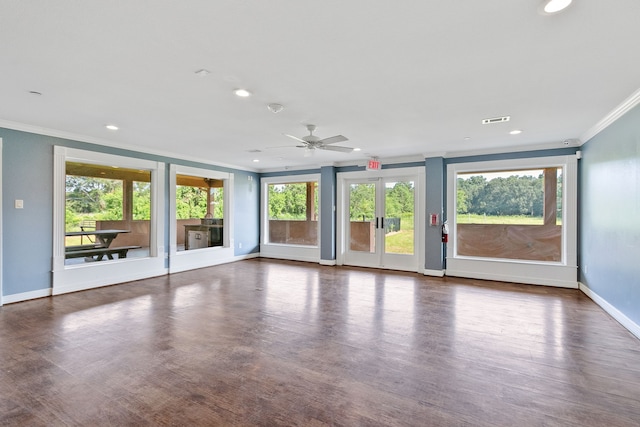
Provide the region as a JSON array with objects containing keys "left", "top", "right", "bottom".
[
  {"left": 1, "top": 127, "right": 259, "bottom": 297},
  {"left": 320, "top": 166, "right": 336, "bottom": 261},
  {"left": 6, "top": 111, "right": 640, "bottom": 337},
  {"left": 579, "top": 104, "right": 640, "bottom": 326},
  {"left": 425, "top": 157, "right": 445, "bottom": 271}
]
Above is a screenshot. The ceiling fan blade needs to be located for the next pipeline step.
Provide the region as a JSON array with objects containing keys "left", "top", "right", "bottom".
[
  {"left": 283, "top": 133, "right": 307, "bottom": 144},
  {"left": 319, "top": 145, "right": 353, "bottom": 153},
  {"left": 319, "top": 135, "right": 348, "bottom": 145}
]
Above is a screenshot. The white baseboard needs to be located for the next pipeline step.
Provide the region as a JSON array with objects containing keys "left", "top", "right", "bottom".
[
  {"left": 424, "top": 269, "right": 444, "bottom": 277},
  {"left": 3, "top": 253, "right": 261, "bottom": 303},
  {"left": 579, "top": 282, "right": 640, "bottom": 340},
  {"left": 2, "top": 288, "right": 52, "bottom": 304},
  {"left": 319, "top": 259, "right": 337, "bottom": 266},
  {"left": 169, "top": 252, "right": 259, "bottom": 274},
  {"left": 259, "top": 253, "right": 319, "bottom": 263}
]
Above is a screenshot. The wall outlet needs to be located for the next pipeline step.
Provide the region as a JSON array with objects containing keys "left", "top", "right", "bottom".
[
  {"left": 238, "top": 242, "right": 242, "bottom": 248},
  {"left": 15, "top": 199, "right": 24, "bottom": 209}
]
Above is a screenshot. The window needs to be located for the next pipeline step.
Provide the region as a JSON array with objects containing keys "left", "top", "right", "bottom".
[
  {"left": 168, "top": 164, "right": 234, "bottom": 273},
  {"left": 53, "top": 146, "right": 165, "bottom": 295},
  {"left": 267, "top": 181, "right": 318, "bottom": 246},
  {"left": 455, "top": 167, "right": 562, "bottom": 261},
  {"left": 64, "top": 162, "right": 152, "bottom": 265},
  {"left": 175, "top": 174, "right": 225, "bottom": 251},
  {"left": 446, "top": 155, "right": 578, "bottom": 288}
]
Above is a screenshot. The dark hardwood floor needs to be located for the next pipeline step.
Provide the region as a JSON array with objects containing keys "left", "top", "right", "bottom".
[{"left": 2, "top": 259, "right": 640, "bottom": 426}]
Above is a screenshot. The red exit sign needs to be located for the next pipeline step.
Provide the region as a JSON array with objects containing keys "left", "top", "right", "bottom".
[{"left": 366, "top": 159, "right": 381, "bottom": 171}]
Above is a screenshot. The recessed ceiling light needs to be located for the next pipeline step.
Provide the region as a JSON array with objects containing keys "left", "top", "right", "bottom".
[
  {"left": 252, "top": 159, "right": 260, "bottom": 163},
  {"left": 464, "top": 137, "right": 471, "bottom": 141},
  {"left": 234, "top": 89, "right": 251, "bottom": 97},
  {"left": 105, "top": 124, "right": 119, "bottom": 131},
  {"left": 194, "top": 69, "right": 210, "bottom": 77},
  {"left": 28, "top": 90, "right": 42, "bottom": 96},
  {"left": 353, "top": 148, "right": 362, "bottom": 152},
  {"left": 510, "top": 129, "right": 523, "bottom": 135},
  {"left": 540, "top": 0, "right": 572, "bottom": 15}
]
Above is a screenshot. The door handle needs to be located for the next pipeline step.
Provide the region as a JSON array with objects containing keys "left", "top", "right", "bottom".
[{"left": 375, "top": 217, "right": 379, "bottom": 229}]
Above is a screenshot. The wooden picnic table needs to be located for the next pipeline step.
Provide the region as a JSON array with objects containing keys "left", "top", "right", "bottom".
[{"left": 65, "top": 229, "right": 140, "bottom": 260}]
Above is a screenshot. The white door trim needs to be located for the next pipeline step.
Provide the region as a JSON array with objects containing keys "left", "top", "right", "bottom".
[{"left": 336, "top": 167, "right": 425, "bottom": 272}]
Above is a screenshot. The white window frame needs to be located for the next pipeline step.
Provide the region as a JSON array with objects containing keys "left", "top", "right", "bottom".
[
  {"left": 260, "top": 173, "right": 321, "bottom": 263},
  {"left": 446, "top": 154, "right": 578, "bottom": 288},
  {"left": 52, "top": 146, "right": 166, "bottom": 295},
  {"left": 169, "top": 164, "right": 235, "bottom": 273}
]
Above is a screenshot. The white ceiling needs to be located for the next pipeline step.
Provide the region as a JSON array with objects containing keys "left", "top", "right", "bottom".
[{"left": 1, "top": 1, "right": 639, "bottom": 171}]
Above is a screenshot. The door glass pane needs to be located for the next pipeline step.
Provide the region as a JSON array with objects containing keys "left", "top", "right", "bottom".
[
  {"left": 384, "top": 180, "right": 415, "bottom": 255},
  {"left": 456, "top": 168, "right": 562, "bottom": 261},
  {"left": 349, "top": 183, "right": 375, "bottom": 253}
]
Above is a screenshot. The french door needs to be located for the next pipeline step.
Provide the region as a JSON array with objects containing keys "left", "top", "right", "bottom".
[{"left": 338, "top": 168, "right": 423, "bottom": 272}]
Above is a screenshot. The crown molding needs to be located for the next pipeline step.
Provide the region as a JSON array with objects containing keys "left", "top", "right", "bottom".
[
  {"left": 580, "top": 87, "right": 640, "bottom": 143},
  {"left": 0, "top": 119, "right": 259, "bottom": 173},
  {"left": 441, "top": 140, "right": 574, "bottom": 159}
]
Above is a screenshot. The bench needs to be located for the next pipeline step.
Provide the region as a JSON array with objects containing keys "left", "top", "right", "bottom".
[
  {"left": 65, "top": 245, "right": 142, "bottom": 261},
  {"left": 65, "top": 244, "right": 104, "bottom": 252}
]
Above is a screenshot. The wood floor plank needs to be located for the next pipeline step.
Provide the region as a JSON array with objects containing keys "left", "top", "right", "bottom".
[{"left": 2, "top": 258, "right": 640, "bottom": 426}]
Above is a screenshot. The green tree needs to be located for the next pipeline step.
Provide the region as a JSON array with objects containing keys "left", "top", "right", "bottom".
[
  {"left": 176, "top": 185, "right": 207, "bottom": 219},
  {"left": 349, "top": 183, "right": 375, "bottom": 220},
  {"left": 268, "top": 183, "right": 309, "bottom": 220},
  {"left": 385, "top": 181, "right": 414, "bottom": 217},
  {"left": 66, "top": 175, "right": 124, "bottom": 227},
  {"left": 133, "top": 181, "right": 151, "bottom": 220},
  {"left": 457, "top": 175, "right": 488, "bottom": 215}
]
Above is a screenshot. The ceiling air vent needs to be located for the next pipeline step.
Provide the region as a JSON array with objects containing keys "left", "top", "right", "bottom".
[{"left": 482, "top": 116, "right": 510, "bottom": 124}]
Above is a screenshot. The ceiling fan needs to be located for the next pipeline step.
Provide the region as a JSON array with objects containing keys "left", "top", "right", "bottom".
[{"left": 284, "top": 124, "right": 352, "bottom": 155}]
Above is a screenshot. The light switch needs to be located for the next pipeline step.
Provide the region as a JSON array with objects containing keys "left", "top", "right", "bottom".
[{"left": 15, "top": 199, "right": 24, "bottom": 209}]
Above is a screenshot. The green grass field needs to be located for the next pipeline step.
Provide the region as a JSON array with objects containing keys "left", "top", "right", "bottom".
[{"left": 385, "top": 215, "right": 415, "bottom": 254}]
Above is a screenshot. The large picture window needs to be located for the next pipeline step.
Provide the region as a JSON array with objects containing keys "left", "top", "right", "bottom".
[
  {"left": 267, "top": 181, "right": 318, "bottom": 246},
  {"left": 261, "top": 173, "right": 321, "bottom": 263},
  {"left": 446, "top": 155, "right": 578, "bottom": 288},
  {"left": 455, "top": 167, "right": 562, "bottom": 261},
  {"left": 168, "top": 164, "right": 234, "bottom": 273},
  {"left": 53, "top": 147, "right": 165, "bottom": 295},
  {"left": 175, "top": 174, "right": 224, "bottom": 251},
  {"left": 64, "top": 162, "right": 151, "bottom": 265}
]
